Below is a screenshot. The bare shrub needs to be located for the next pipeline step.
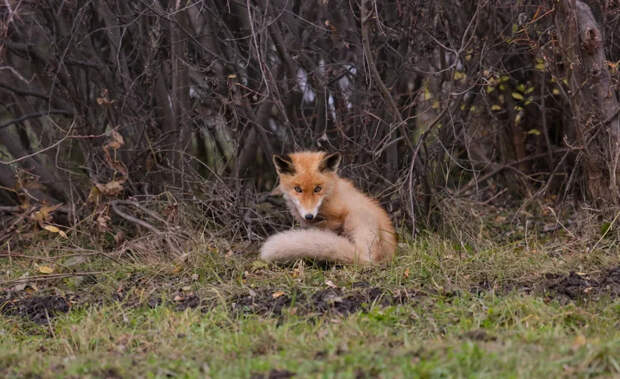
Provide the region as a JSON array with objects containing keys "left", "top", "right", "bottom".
[{"left": 0, "top": 1, "right": 618, "bottom": 244}]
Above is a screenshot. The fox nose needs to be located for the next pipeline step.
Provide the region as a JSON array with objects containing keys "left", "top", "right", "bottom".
[{"left": 304, "top": 214, "right": 314, "bottom": 221}]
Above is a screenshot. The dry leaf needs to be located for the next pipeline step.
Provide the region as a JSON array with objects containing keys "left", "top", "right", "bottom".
[
  {"left": 32, "top": 203, "right": 63, "bottom": 223},
  {"left": 404, "top": 267, "right": 410, "bottom": 278},
  {"left": 105, "top": 130, "right": 124, "bottom": 150},
  {"left": 95, "top": 180, "right": 124, "bottom": 196},
  {"left": 97, "top": 215, "right": 111, "bottom": 232},
  {"left": 42, "top": 224, "right": 68, "bottom": 238},
  {"left": 272, "top": 291, "right": 285, "bottom": 299},
  {"left": 87, "top": 186, "right": 101, "bottom": 204},
  {"left": 572, "top": 335, "right": 586, "bottom": 350},
  {"left": 96, "top": 88, "right": 116, "bottom": 105},
  {"left": 42, "top": 224, "right": 60, "bottom": 233},
  {"left": 325, "top": 280, "right": 338, "bottom": 288},
  {"left": 251, "top": 260, "right": 269, "bottom": 271},
  {"left": 37, "top": 264, "right": 55, "bottom": 274}
]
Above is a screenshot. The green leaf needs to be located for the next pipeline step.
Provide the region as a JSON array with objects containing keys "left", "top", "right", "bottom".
[{"left": 424, "top": 87, "right": 432, "bottom": 100}]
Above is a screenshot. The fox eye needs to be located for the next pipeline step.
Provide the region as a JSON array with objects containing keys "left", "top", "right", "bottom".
[
  {"left": 294, "top": 186, "right": 302, "bottom": 193},
  {"left": 314, "top": 185, "right": 322, "bottom": 193}
]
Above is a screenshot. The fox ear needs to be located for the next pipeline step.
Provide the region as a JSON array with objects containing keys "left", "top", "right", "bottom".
[
  {"left": 273, "top": 154, "right": 295, "bottom": 175},
  {"left": 320, "top": 152, "right": 341, "bottom": 172}
]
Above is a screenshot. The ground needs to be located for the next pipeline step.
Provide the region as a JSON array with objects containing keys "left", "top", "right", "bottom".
[{"left": 1, "top": 225, "right": 619, "bottom": 378}]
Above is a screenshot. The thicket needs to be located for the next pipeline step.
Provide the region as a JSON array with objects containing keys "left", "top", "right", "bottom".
[{"left": 0, "top": 0, "right": 618, "bottom": 246}]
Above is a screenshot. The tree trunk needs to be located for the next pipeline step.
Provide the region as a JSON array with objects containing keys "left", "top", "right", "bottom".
[{"left": 555, "top": 0, "right": 620, "bottom": 206}]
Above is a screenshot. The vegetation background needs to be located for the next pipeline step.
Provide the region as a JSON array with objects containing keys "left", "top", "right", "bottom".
[{"left": 0, "top": 0, "right": 618, "bottom": 377}]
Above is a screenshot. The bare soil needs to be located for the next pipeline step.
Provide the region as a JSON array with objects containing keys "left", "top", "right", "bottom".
[
  {"left": 2, "top": 266, "right": 618, "bottom": 324},
  {"left": 0, "top": 294, "right": 70, "bottom": 324}
]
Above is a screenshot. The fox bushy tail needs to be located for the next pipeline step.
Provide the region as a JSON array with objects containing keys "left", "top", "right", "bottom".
[{"left": 260, "top": 229, "right": 369, "bottom": 264}]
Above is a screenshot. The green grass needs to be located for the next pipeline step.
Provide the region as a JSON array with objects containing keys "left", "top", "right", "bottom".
[{"left": 1, "top": 232, "right": 619, "bottom": 378}]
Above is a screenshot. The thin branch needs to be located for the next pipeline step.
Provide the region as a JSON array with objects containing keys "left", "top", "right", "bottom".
[
  {"left": 0, "top": 110, "right": 73, "bottom": 131},
  {"left": 407, "top": 107, "right": 448, "bottom": 238},
  {"left": 0, "top": 122, "right": 74, "bottom": 165},
  {"left": 110, "top": 201, "right": 162, "bottom": 234},
  {"left": 0, "top": 271, "right": 106, "bottom": 286}
]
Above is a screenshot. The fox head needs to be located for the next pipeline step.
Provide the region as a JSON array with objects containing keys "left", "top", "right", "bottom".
[{"left": 272, "top": 151, "right": 341, "bottom": 222}]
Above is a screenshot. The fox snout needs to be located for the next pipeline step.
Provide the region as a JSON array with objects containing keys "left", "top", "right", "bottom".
[{"left": 295, "top": 197, "right": 323, "bottom": 222}]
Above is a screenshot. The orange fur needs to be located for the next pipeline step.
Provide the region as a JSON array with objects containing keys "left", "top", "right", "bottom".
[{"left": 260, "top": 151, "right": 397, "bottom": 264}]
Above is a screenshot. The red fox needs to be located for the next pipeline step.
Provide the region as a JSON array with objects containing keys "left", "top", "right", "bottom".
[{"left": 260, "top": 151, "right": 396, "bottom": 264}]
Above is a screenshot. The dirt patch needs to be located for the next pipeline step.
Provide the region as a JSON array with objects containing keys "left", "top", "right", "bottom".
[
  {"left": 230, "top": 286, "right": 424, "bottom": 317},
  {"left": 231, "top": 289, "right": 300, "bottom": 317},
  {"left": 174, "top": 294, "right": 201, "bottom": 311},
  {"left": 547, "top": 272, "right": 595, "bottom": 299},
  {"left": 250, "top": 369, "right": 295, "bottom": 379},
  {"left": 545, "top": 266, "right": 620, "bottom": 301},
  {"left": 460, "top": 329, "right": 497, "bottom": 342},
  {"left": 308, "top": 287, "right": 386, "bottom": 315},
  {"left": 0, "top": 295, "right": 70, "bottom": 324},
  {"left": 488, "top": 265, "right": 620, "bottom": 301},
  {"left": 598, "top": 266, "right": 620, "bottom": 296},
  {"left": 92, "top": 367, "right": 123, "bottom": 379},
  {"left": 355, "top": 368, "right": 381, "bottom": 379}
]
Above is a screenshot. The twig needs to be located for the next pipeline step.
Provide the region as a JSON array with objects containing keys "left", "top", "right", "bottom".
[
  {"left": 360, "top": 0, "right": 411, "bottom": 149},
  {"left": 45, "top": 308, "right": 57, "bottom": 339},
  {"left": 0, "top": 82, "right": 50, "bottom": 100},
  {"left": 546, "top": 206, "right": 576, "bottom": 239},
  {"left": 590, "top": 211, "right": 620, "bottom": 253},
  {"left": 456, "top": 147, "right": 579, "bottom": 195},
  {"left": 0, "top": 253, "right": 58, "bottom": 263},
  {"left": 510, "top": 147, "right": 574, "bottom": 223},
  {"left": 0, "top": 65, "right": 31, "bottom": 83},
  {"left": 110, "top": 201, "right": 184, "bottom": 256},
  {"left": 112, "top": 200, "right": 169, "bottom": 226},
  {"left": 110, "top": 201, "right": 162, "bottom": 234},
  {"left": 0, "top": 122, "right": 74, "bottom": 165},
  {"left": 0, "top": 109, "right": 73, "bottom": 131},
  {"left": 0, "top": 271, "right": 105, "bottom": 286},
  {"left": 407, "top": 107, "right": 448, "bottom": 238}
]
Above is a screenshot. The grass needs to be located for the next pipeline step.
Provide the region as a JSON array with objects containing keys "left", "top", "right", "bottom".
[{"left": 1, "top": 231, "right": 619, "bottom": 378}]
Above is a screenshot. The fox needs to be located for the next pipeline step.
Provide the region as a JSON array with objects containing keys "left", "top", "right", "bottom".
[{"left": 260, "top": 151, "right": 397, "bottom": 264}]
